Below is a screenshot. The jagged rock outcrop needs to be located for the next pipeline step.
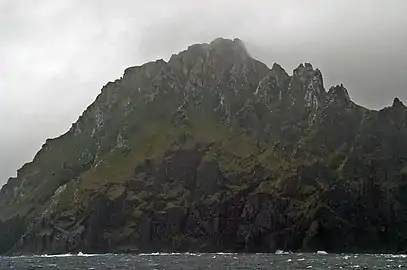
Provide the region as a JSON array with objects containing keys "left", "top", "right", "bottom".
[
  {"left": 1, "top": 38, "right": 407, "bottom": 255},
  {"left": 393, "top": 97, "right": 405, "bottom": 108}
]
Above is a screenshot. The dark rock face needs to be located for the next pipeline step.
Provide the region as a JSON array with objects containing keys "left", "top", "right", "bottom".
[
  {"left": 1, "top": 38, "right": 407, "bottom": 255},
  {"left": 0, "top": 215, "right": 25, "bottom": 254}
]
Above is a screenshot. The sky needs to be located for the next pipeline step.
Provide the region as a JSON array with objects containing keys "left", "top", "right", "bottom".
[{"left": 1, "top": 0, "right": 407, "bottom": 185}]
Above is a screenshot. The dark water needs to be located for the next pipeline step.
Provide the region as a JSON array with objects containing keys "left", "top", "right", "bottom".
[{"left": 1, "top": 252, "right": 407, "bottom": 269}]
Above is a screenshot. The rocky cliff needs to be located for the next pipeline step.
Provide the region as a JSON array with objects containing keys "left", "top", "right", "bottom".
[{"left": 1, "top": 38, "right": 407, "bottom": 255}]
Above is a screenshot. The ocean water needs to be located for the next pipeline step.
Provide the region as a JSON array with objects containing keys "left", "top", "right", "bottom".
[{"left": 1, "top": 252, "right": 407, "bottom": 269}]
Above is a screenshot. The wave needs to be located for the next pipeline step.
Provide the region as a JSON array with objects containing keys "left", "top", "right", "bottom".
[
  {"left": 138, "top": 252, "right": 240, "bottom": 256},
  {"left": 139, "top": 252, "right": 203, "bottom": 256},
  {"left": 36, "top": 252, "right": 102, "bottom": 258},
  {"left": 275, "top": 250, "right": 292, "bottom": 255},
  {"left": 7, "top": 251, "right": 407, "bottom": 259},
  {"left": 380, "top": 254, "right": 407, "bottom": 258}
]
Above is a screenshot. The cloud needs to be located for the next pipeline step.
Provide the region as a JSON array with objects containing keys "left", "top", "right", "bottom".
[{"left": 1, "top": 0, "right": 407, "bottom": 184}]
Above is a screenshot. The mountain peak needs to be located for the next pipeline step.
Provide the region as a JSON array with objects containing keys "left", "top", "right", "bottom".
[
  {"left": 209, "top": 37, "right": 245, "bottom": 48},
  {"left": 327, "top": 84, "right": 351, "bottom": 106},
  {"left": 208, "top": 37, "right": 250, "bottom": 59},
  {"left": 291, "top": 63, "right": 325, "bottom": 113},
  {"left": 292, "top": 63, "right": 324, "bottom": 92},
  {"left": 168, "top": 38, "right": 251, "bottom": 77},
  {"left": 293, "top": 63, "right": 314, "bottom": 77},
  {"left": 270, "top": 63, "right": 289, "bottom": 83},
  {"left": 173, "top": 37, "right": 249, "bottom": 58},
  {"left": 392, "top": 97, "right": 405, "bottom": 108}
]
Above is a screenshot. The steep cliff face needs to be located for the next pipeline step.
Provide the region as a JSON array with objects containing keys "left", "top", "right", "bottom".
[{"left": 1, "top": 38, "right": 407, "bottom": 255}]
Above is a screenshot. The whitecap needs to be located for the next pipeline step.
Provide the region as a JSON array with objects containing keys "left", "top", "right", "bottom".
[
  {"left": 139, "top": 252, "right": 203, "bottom": 257},
  {"left": 216, "top": 252, "right": 237, "bottom": 255},
  {"left": 36, "top": 252, "right": 101, "bottom": 258},
  {"left": 390, "top": 254, "right": 407, "bottom": 258},
  {"left": 275, "top": 250, "right": 290, "bottom": 255},
  {"left": 76, "top": 252, "right": 100, "bottom": 257},
  {"left": 139, "top": 252, "right": 170, "bottom": 256},
  {"left": 39, "top": 254, "right": 74, "bottom": 258}
]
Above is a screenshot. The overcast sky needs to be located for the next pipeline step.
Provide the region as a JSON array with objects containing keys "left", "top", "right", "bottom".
[{"left": 1, "top": 0, "right": 406, "bottom": 185}]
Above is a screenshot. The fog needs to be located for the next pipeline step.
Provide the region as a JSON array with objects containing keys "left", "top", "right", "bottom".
[{"left": 1, "top": 0, "right": 406, "bottom": 185}]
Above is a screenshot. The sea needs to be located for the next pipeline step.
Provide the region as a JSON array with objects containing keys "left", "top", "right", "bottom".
[{"left": 1, "top": 252, "right": 406, "bottom": 269}]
